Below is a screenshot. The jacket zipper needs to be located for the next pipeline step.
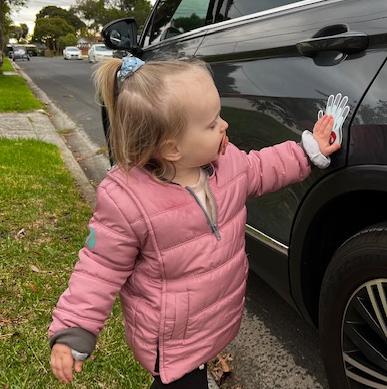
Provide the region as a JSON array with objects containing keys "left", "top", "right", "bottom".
[{"left": 186, "top": 186, "right": 221, "bottom": 241}]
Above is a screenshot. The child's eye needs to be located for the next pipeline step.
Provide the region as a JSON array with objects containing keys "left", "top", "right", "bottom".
[{"left": 209, "top": 121, "right": 217, "bottom": 129}]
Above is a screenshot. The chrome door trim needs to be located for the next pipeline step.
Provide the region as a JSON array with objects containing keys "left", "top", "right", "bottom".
[
  {"left": 142, "top": 0, "right": 328, "bottom": 51},
  {"left": 245, "top": 224, "right": 289, "bottom": 255}
]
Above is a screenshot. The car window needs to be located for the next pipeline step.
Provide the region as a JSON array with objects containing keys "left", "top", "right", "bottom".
[
  {"left": 95, "top": 46, "right": 109, "bottom": 51},
  {"left": 146, "top": 0, "right": 212, "bottom": 45},
  {"left": 215, "top": 0, "right": 301, "bottom": 22}
]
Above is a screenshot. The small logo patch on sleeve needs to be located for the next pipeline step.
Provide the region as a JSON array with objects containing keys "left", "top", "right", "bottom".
[{"left": 85, "top": 227, "right": 96, "bottom": 250}]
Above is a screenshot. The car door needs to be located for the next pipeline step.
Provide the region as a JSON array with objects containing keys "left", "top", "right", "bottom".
[
  {"left": 138, "top": 0, "right": 217, "bottom": 61},
  {"left": 195, "top": 0, "right": 387, "bottom": 302}
]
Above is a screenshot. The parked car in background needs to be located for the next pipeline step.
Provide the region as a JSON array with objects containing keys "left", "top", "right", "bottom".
[
  {"left": 11, "top": 46, "right": 30, "bottom": 61},
  {"left": 63, "top": 46, "right": 82, "bottom": 60},
  {"left": 24, "top": 44, "right": 38, "bottom": 57},
  {"left": 101, "top": 1, "right": 387, "bottom": 388},
  {"left": 88, "top": 43, "right": 113, "bottom": 63}
]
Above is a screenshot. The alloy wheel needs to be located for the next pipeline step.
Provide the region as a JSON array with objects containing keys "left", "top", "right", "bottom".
[{"left": 342, "top": 279, "right": 387, "bottom": 388}]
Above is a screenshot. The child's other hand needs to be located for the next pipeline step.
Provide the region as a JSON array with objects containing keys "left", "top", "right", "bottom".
[
  {"left": 312, "top": 114, "right": 340, "bottom": 157},
  {"left": 50, "top": 343, "right": 84, "bottom": 384}
]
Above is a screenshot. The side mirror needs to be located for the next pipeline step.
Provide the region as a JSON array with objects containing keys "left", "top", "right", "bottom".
[{"left": 102, "top": 17, "right": 141, "bottom": 54}]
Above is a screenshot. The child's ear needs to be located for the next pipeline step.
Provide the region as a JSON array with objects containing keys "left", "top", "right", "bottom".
[{"left": 160, "top": 139, "right": 182, "bottom": 162}]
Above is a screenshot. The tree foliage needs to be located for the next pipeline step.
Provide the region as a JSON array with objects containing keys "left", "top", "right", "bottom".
[
  {"left": 57, "top": 32, "right": 78, "bottom": 50},
  {"left": 36, "top": 5, "right": 86, "bottom": 31},
  {"left": 74, "top": 0, "right": 152, "bottom": 31},
  {"left": 0, "top": 0, "right": 27, "bottom": 50},
  {"left": 8, "top": 22, "right": 28, "bottom": 42},
  {"left": 33, "top": 17, "right": 75, "bottom": 51}
]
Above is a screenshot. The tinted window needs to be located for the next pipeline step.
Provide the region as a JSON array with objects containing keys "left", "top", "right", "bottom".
[
  {"left": 148, "top": 0, "right": 211, "bottom": 44},
  {"left": 215, "top": 0, "right": 301, "bottom": 22}
]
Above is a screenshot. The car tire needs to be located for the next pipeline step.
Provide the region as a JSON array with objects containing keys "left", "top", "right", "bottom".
[{"left": 319, "top": 224, "right": 387, "bottom": 389}]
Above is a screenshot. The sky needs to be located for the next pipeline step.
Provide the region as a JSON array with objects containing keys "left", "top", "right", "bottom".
[{"left": 10, "top": 0, "right": 157, "bottom": 36}]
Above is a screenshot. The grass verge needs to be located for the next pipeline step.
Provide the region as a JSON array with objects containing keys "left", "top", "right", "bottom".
[
  {"left": 1, "top": 57, "right": 14, "bottom": 72},
  {"left": 0, "top": 59, "right": 42, "bottom": 112},
  {"left": 0, "top": 138, "right": 152, "bottom": 388}
]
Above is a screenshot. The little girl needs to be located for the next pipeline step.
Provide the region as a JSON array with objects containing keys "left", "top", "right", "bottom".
[{"left": 49, "top": 56, "right": 341, "bottom": 388}]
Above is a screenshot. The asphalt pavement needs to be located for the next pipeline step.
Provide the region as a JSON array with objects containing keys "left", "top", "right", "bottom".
[
  {"left": 17, "top": 56, "right": 329, "bottom": 389},
  {"left": 17, "top": 56, "right": 107, "bottom": 148}
]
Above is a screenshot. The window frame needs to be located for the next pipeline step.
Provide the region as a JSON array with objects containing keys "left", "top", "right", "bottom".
[
  {"left": 140, "top": 0, "right": 216, "bottom": 47},
  {"left": 140, "top": 0, "right": 328, "bottom": 50}
]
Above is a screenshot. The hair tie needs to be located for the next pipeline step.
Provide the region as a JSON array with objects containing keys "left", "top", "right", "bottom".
[{"left": 117, "top": 56, "right": 145, "bottom": 85}]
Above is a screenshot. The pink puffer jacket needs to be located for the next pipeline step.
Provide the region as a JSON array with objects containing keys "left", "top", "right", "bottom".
[{"left": 49, "top": 141, "right": 310, "bottom": 384}]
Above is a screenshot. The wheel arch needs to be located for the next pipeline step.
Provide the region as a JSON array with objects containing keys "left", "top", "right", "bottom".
[{"left": 289, "top": 165, "right": 387, "bottom": 327}]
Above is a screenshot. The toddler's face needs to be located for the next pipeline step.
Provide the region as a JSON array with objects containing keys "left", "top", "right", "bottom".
[{"left": 173, "top": 69, "right": 229, "bottom": 168}]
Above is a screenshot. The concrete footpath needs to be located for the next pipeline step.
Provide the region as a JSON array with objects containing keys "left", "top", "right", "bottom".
[{"left": 0, "top": 63, "right": 220, "bottom": 389}]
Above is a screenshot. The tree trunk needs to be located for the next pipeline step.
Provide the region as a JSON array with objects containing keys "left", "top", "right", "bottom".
[{"left": 0, "top": 0, "right": 5, "bottom": 53}]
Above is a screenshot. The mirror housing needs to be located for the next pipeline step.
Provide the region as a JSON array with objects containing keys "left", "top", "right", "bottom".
[{"left": 102, "top": 17, "right": 141, "bottom": 55}]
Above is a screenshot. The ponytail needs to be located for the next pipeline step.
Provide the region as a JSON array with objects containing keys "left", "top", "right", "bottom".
[{"left": 93, "top": 58, "right": 122, "bottom": 132}]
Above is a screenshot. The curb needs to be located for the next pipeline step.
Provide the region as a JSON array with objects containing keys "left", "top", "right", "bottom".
[{"left": 11, "top": 60, "right": 221, "bottom": 389}]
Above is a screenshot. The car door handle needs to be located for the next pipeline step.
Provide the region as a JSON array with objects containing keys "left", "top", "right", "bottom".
[{"left": 296, "top": 31, "right": 369, "bottom": 57}]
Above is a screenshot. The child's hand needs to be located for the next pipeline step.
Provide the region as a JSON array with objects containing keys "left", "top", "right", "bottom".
[
  {"left": 50, "top": 343, "right": 84, "bottom": 384},
  {"left": 312, "top": 114, "right": 340, "bottom": 157}
]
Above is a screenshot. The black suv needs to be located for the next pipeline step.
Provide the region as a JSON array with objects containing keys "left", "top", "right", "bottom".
[{"left": 101, "top": 1, "right": 387, "bottom": 387}]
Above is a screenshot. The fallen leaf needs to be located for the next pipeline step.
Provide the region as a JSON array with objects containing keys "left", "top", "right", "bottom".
[
  {"left": 30, "top": 265, "right": 41, "bottom": 273},
  {"left": 209, "top": 352, "right": 234, "bottom": 385},
  {"left": 15, "top": 228, "right": 26, "bottom": 239},
  {"left": 218, "top": 352, "right": 232, "bottom": 373}
]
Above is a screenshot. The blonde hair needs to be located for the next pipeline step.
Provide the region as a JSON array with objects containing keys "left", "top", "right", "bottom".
[{"left": 93, "top": 57, "right": 212, "bottom": 179}]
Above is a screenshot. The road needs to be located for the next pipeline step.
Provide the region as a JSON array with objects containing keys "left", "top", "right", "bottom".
[
  {"left": 19, "top": 56, "right": 329, "bottom": 389},
  {"left": 18, "top": 56, "right": 106, "bottom": 149}
]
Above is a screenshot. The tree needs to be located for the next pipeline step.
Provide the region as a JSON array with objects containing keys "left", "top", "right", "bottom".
[
  {"left": 74, "top": 0, "right": 152, "bottom": 31},
  {"left": 57, "top": 33, "right": 78, "bottom": 50},
  {"left": 9, "top": 24, "right": 23, "bottom": 41},
  {"left": 8, "top": 22, "right": 27, "bottom": 42},
  {"left": 36, "top": 6, "right": 86, "bottom": 32},
  {"left": 0, "top": 0, "right": 27, "bottom": 52},
  {"left": 33, "top": 17, "right": 75, "bottom": 52},
  {"left": 20, "top": 22, "right": 28, "bottom": 38}
]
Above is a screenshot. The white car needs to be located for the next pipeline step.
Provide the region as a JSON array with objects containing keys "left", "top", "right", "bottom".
[
  {"left": 63, "top": 46, "right": 82, "bottom": 60},
  {"left": 88, "top": 44, "right": 113, "bottom": 63}
]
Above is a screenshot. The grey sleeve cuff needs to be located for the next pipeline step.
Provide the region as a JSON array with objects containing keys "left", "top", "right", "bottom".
[{"left": 49, "top": 327, "right": 97, "bottom": 355}]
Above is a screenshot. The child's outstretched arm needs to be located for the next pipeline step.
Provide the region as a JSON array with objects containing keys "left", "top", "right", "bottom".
[
  {"left": 49, "top": 183, "right": 140, "bottom": 383},
  {"left": 240, "top": 114, "right": 337, "bottom": 198}
]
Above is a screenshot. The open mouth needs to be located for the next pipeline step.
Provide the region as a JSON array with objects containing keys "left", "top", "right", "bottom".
[{"left": 218, "top": 135, "right": 229, "bottom": 155}]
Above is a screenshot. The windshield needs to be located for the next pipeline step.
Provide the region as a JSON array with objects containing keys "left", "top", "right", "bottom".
[
  {"left": 95, "top": 45, "right": 110, "bottom": 51},
  {"left": 67, "top": 47, "right": 79, "bottom": 51}
]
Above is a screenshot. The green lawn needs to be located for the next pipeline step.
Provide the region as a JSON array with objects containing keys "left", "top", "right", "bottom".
[
  {"left": 0, "top": 138, "right": 152, "bottom": 388},
  {"left": 0, "top": 59, "right": 42, "bottom": 112},
  {"left": 1, "top": 57, "right": 14, "bottom": 72}
]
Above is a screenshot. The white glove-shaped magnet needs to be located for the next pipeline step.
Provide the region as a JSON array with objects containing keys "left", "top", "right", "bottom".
[{"left": 318, "top": 93, "right": 350, "bottom": 145}]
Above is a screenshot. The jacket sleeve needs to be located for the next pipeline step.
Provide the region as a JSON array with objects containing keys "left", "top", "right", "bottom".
[
  {"left": 48, "top": 184, "right": 139, "bottom": 353},
  {"left": 240, "top": 140, "right": 311, "bottom": 198}
]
